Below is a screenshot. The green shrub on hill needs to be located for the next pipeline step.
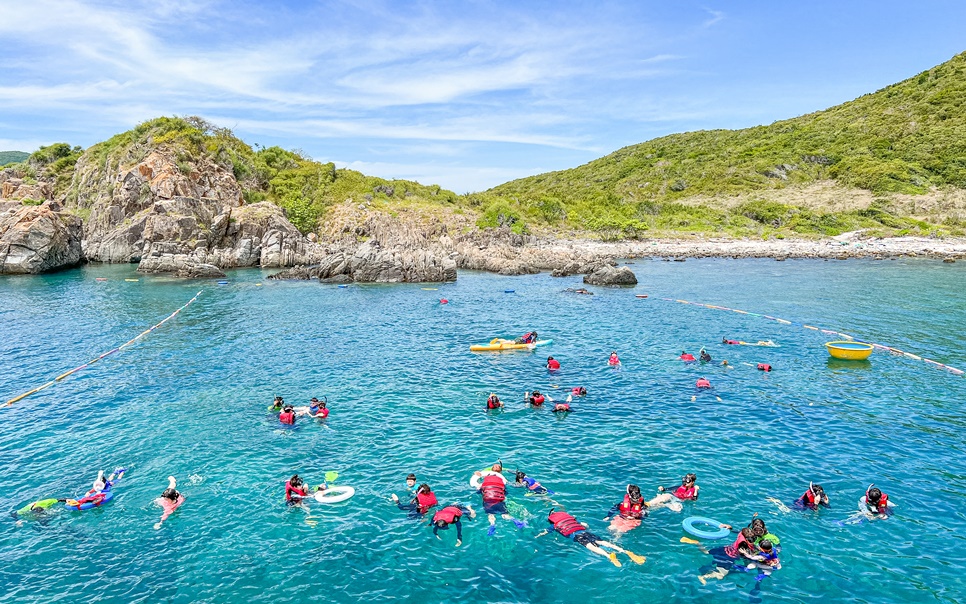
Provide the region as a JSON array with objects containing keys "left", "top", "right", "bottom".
[
  {"left": 0, "top": 151, "right": 29, "bottom": 166},
  {"left": 485, "top": 50, "right": 966, "bottom": 237}
]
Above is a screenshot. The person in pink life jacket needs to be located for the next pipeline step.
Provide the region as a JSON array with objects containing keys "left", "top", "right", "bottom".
[
  {"left": 680, "top": 351, "right": 696, "bottom": 362},
  {"left": 486, "top": 393, "right": 503, "bottom": 410},
  {"left": 154, "top": 476, "right": 185, "bottom": 530},
  {"left": 546, "top": 356, "right": 561, "bottom": 371},
  {"left": 537, "top": 509, "right": 646, "bottom": 567},
  {"left": 608, "top": 352, "right": 621, "bottom": 366},
  {"left": 571, "top": 386, "right": 588, "bottom": 396}
]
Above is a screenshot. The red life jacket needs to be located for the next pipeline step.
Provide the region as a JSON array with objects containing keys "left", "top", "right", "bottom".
[
  {"left": 547, "top": 359, "right": 560, "bottom": 370},
  {"left": 609, "top": 355, "right": 620, "bottom": 365},
  {"left": 316, "top": 407, "right": 329, "bottom": 418},
  {"left": 487, "top": 397, "right": 501, "bottom": 409},
  {"left": 724, "top": 531, "right": 751, "bottom": 558},
  {"left": 681, "top": 354, "right": 696, "bottom": 362},
  {"left": 73, "top": 493, "right": 107, "bottom": 508},
  {"left": 868, "top": 492, "right": 889, "bottom": 512},
  {"left": 480, "top": 475, "right": 506, "bottom": 502},
  {"left": 548, "top": 511, "right": 585, "bottom": 537},
  {"left": 802, "top": 489, "right": 816, "bottom": 506},
  {"left": 279, "top": 411, "right": 295, "bottom": 424},
  {"left": 571, "top": 387, "right": 581, "bottom": 395},
  {"left": 532, "top": 394, "right": 545, "bottom": 405},
  {"left": 285, "top": 481, "right": 307, "bottom": 502},
  {"left": 416, "top": 491, "right": 438, "bottom": 513},
  {"left": 757, "top": 363, "right": 772, "bottom": 372},
  {"left": 726, "top": 339, "right": 740, "bottom": 345},
  {"left": 618, "top": 494, "right": 645, "bottom": 519},
  {"left": 554, "top": 403, "right": 571, "bottom": 412},
  {"left": 674, "top": 484, "right": 697, "bottom": 500},
  {"left": 433, "top": 506, "right": 463, "bottom": 524},
  {"left": 696, "top": 378, "right": 711, "bottom": 389}
]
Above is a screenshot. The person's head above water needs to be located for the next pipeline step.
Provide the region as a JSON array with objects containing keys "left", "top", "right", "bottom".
[
  {"left": 867, "top": 487, "right": 882, "bottom": 503},
  {"left": 290, "top": 474, "right": 303, "bottom": 487},
  {"left": 417, "top": 484, "right": 432, "bottom": 495},
  {"left": 162, "top": 487, "right": 179, "bottom": 501},
  {"left": 492, "top": 460, "right": 503, "bottom": 472},
  {"left": 515, "top": 470, "right": 527, "bottom": 482},
  {"left": 310, "top": 397, "right": 319, "bottom": 402},
  {"left": 406, "top": 473, "right": 416, "bottom": 486},
  {"left": 547, "top": 356, "right": 554, "bottom": 361},
  {"left": 759, "top": 539, "right": 774, "bottom": 553},
  {"left": 683, "top": 473, "right": 697, "bottom": 485},
  {"left": 750, "top": 518, "right": 766, "bottom": 536},
  {"left": 627, "top": 484, "right": 642, "bottom": 501}
]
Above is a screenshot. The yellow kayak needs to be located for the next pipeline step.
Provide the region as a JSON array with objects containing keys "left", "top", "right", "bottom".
[{"left": 470, "top": 338, "right": 553, "bottom": 352}]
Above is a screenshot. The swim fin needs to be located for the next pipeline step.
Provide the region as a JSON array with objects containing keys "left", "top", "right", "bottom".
[
  {"left": 608, "top": 552, "right": 622, "bottom": 567},
  {"left": 487, "top": 525, "right": 497, "bottom": 537},
  {"left": 627, "top": 551, "right": 646, "bottom": 564},
  {"left": 680, "top": 537, "right": 700, "bottom": 544}
]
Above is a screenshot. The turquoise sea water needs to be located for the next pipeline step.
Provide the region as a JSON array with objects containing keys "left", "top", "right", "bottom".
[{"left": 1, "top": 259, "right": 965, "bottom": 603}]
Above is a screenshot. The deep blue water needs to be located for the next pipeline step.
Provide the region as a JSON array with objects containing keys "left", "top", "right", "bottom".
[{"left": 1, "top": 258, "right": 964, "bottom": 603}]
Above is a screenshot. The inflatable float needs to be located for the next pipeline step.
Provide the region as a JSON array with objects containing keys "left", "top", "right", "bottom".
[
  {"left": 682, "top": 516, "right": 731, "bottom": 539},
  {"left": 314, "top": 486, "right": 355, "bottom": 503},
  {"left": 16, "top": 498, "right": 61, "bottom": 516},
  {"left": 470, "top": 338, "right": 553, "bottom": 352},
  {"left": 469, "top": 470, "right": 507, "bottom": 489},
  {"left": 609, "top": 516, "right": 642, "bottom": 533},
  {"left": 65, "top": 490, "right": 114, "bottom": 511}
]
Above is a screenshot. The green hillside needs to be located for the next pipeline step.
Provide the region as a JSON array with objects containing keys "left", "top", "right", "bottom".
[
  {"left": 484, "top": 51, "right": 966, "bottom": 238},
  {"left": 0, "top": 151, "right": 29, "bottom": 166},
  {"left": 62, "top": 117, "right": 458, "bottom": 233}
]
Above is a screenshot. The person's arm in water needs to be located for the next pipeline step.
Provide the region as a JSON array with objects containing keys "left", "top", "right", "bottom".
[{"left": 603, "top": 502, "right": 621, "bottom": 520}]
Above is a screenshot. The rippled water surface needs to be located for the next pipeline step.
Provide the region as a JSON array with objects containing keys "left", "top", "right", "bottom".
[{"left": 1, "top": 259, "right": 965, "bottom": 603}]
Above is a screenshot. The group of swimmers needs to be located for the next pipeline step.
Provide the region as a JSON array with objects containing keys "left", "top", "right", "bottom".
[
  {"left": 14, "top": 469, "right": 185, "bottom": 530},
  {"left": 269, "top": 395, "right": 329, "bottom": 425}
]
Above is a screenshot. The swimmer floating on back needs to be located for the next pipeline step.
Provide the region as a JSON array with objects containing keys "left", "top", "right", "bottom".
[
  {"left": 552, "top": 395, "right": 573, "bottom": 414},
  {"left": 538, "top": 509, "right": 645, "bottom": 567}
]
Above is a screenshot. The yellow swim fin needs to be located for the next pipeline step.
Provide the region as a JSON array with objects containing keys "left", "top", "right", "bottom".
[
  {"left": 680, "top": 537, "right": 700, "bottom": 544},
  {"left": 627, "top": 551, "right": 646, "bottom": 564},
  {"left": 608, "top": 552, "right": 622, "bottom": 567}
]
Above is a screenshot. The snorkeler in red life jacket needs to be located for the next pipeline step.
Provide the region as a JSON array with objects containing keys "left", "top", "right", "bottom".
[
  {"left": 604, "top": 484, "right": 648, "bottom": 521},
  {"left": 571, "top": 386, "right": 587, "bottom": 396},
  {"left": 659, "top": 473, "right": 699, "bottom": 500},
  {"left": 797, "top": 482, "right": 830, "bottom": 509},
  {"left": 608, "top": 352, "right": 621, "bottom": 366},
  {"left": 486, "top": 394, "right": 502, "bottom": 409},
  {"left": 680, "top": 351, "right": 696, "bottom": 362},
  {"left": 547, "top": 356, "right": 561, "bottom": 370},
  {"left": 279, "top": 407, "right": 295, "bottom": 424},
  {"left": 526, "top": 391, "right": 545, "bottom": 406},
  {"left": 723, "top": 338, "right": 740, "bottom": 345},
  {"left": 285, "top": 475, "right": 308, "bottom": 503},
  {"left": 864, "top": 485, "right": 891, "bottom": 515},
  {"left": 757, "top": 363, "right": 772, "bottom": 372},
  {"left": 695, "top": 378, "right": 712, "bottom": 389}
]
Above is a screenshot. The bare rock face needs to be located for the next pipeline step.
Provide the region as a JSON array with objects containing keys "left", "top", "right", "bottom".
[
  {"left": 177, "top": 263, "right": 226, "bottom": 278},
  {"left": 583, "top": 264, "right": 638, "bottom": 286},
  {"left": 0, "top": 203, "right": 83, "bottom": 274}
]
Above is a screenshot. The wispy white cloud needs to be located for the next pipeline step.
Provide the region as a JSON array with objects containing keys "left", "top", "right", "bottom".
[{"left": 702, "top": 8, "right": 725, "bottom": 28}]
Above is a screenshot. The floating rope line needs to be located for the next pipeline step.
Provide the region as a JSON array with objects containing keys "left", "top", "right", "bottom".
[
  {"left": 659, "top": 297, "right": 965, "bottom": 377},
  {"left": 4, "top": 291, "right": 203, "bottom": 407}
]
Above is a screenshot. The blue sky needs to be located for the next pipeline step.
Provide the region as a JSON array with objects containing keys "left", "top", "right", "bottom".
[{"left": 1, "top": 1, "right": 964, "bottom": 192}]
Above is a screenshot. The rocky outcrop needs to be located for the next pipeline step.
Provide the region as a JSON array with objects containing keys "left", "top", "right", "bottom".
[
  {"left": 583, "top": 265, "right": 638, "bottom": 286},
  {"left": 0, "top": 202, "right": 82, "bottom": 274},
  {"left": 269, "top": 241, "right": 457, "bottom": 283}
]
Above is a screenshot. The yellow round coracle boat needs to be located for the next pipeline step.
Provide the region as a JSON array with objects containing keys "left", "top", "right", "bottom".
[{"left": 826, "top": 341, "right": 874, "bottom": 360}]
